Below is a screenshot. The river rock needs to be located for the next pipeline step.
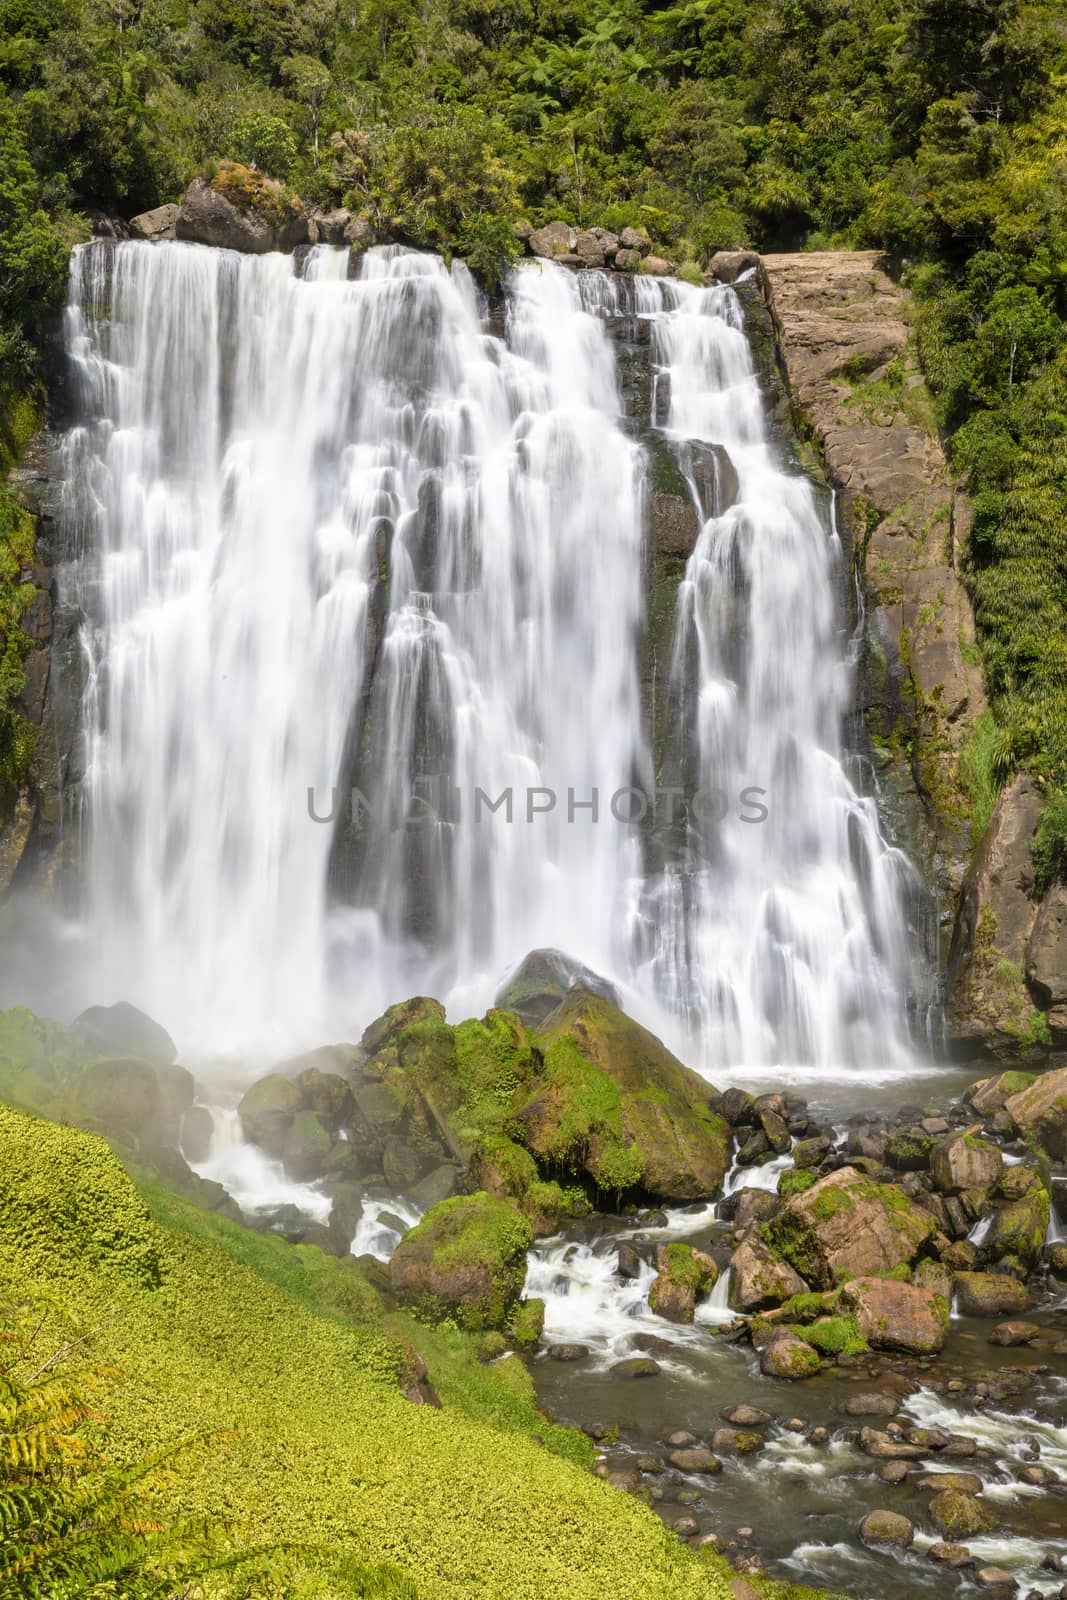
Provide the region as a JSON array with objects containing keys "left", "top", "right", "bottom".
[
  {"left": 527, "top": 220, "right": 577, "bottom": 260},
  {"left": 723, "top": 1404, "right": 773, "bottom": 1427},
  {"left": 648, "top": 1242, "right": 718, "bottom": 1323},
  {"left": 73, "top": 1001, "right": 177, "bottom": 1065},
  {"left": 548, "top": 1343, "right": 589, "bottom": 1361},
  {"left": 765, "top": 1166, "right": 935, "bottom": 1288},
  {"left": 389, "top": 1193, "right": 531, "bottom": 1331},
  {"left": 523, "top": 987, "right": 730, "bottom": 1200},
  {"left": 610, "top": 1357, "right": 661, "bottom": 1378},
  {"left": 711, "top": 1427, "right": 764, "bottom": 1455},
  {"left": 932, "top": 1133, "right": 1003, "bottom": 1194},
  {"left": 129, "top": 203, "right": 179, "bottom": 241},
  {"left": 880, "top": 1460, "right": 910, "bottom": 1483},
  {"left": 928, "top": 1543, "right": 975, "bottom": 1568},
  {"left": 916, "top": 1473, "right": 984, "bottom": 1495},
  {"left": 729, "top": 1235, "right": 807, "bottom": 1311},
  {"left": 859, "top": 1509, "right": 914, "bottom": 1548},
  {"left": 975, "top": 1570, "right": 1015, "bottom": 1591},
  {"left": 666, "top": 1446, "right": 721, "bottom": 1472},
  {"left": 760, "top": 1333, "right": 820, "bottom": 1379},
  {"left": 1006, "top": 1067, "right": 1067, "bottom": 1160},
  {"left": 984, "top": 1190, "right": 1050, "bottom": 1269},
  {"left": 988, "top": 1319, "right": 1041, "bottom": 1346},
  {"left": 837, "top": 1277, "right": 947, "bottom": 1354},
  {"left": 495, "top": 948, "right": 620, "bottom": 1027},
  {"left": 928, "top": 1489, "right": 996, "bottom": 1539},
  {"left": 845, "top": 1392, "right": 899, "bottom": 1417},
  {"left": 858, "top": 1428, "right": 926, "bottom": 1461},
  {"left": 238, "top": 1072, "right": 306, "bottom": 1158}
]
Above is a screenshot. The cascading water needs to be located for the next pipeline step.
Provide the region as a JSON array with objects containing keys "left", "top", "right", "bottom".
[{"left": 61, "top": 239, "right": 921, "bottom": 1071}]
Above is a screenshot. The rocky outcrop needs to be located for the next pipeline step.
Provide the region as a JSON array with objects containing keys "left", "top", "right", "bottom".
[
  {"left": 129, "top": 203, "right": 178, "bottom": 240},
  {"left": 729, "top": 1236, "right": 806, "bottom": 1312},
  {"left": 1005, "top": 1066, "right": 1067, "bottom": 1160},
  {"left": 1026, "top": 882, "right": 1067, "bottom": 1030},
  {"left": 494, "top": 948, "right": 619, "bottom": 1028},
  {"left": 389, "top": 1192, "right": 532, "bottom": 1331},
  {"left": 947, "top": 775, "right": 1045, "bottom": 1049},
  {"left": 837, "top": 1277, "right": 946, "bottom": 1354},
  {"left": 72, "top": 1000, "right": 177, "bottom": 1065},
  {"left": 760, "top": 251, "right": 986, "bottom": 897},
  {"left": 765, "top": 1166, "right": 935, "bottom": 1289}
]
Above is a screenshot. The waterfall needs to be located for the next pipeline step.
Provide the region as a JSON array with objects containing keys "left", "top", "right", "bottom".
[{"left": 61, "top": 240, "right": 919, "bottom": 1069}]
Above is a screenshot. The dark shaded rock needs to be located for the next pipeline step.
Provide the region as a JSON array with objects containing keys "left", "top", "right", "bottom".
[
  {"left": 238, "top": 1073, "right": 306, "bottom": 1159},
  {"left": 617, "top": 1241, "right": 642, "bottom": 1279},
  {"left": 73, "top": 1001, "right": 177, "bottom": 1065},
  {"left": 611, "top": 1357, "right": 661, "bottom": 1379},
  {"left": 407, "top": 1163, "right": 459, "bottom": 1212}
]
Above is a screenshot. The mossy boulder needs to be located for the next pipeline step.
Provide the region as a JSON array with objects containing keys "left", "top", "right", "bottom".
[
  {"left": 175, "top": 166, "right": 306, "bottom": 252},
  {"left": 729, "top": 1235, "right": 807, "bottom": 1312},
  {"left": 931, "top": 1132, "right": 1002, "bottom": 1195},
  {"left": 67, "top": 1056, "right": 195, "bottom": 1152},
  {"left": 72, "top": 1001, "right": 177, "bottom": 1065},
  {"left": 507, "top": 1297, "right": 545, "bottom": 1348},
  {"left": 927, "top": 1490, "right": 996, "bottom": 1540},
  {"left": 389, "top": 1193, "right": 533, "bottom": 1331},
  {"left": 648, "top": 1242, "right": 718, "bottom": 1323},
  {"left": 1005, "top": 1067, "right": 1067, "bottom": 1160},
  {"left": 764, "top": 1166, "right": 936, "bottom": 1289},
  {"left": 859, "top": 1509, "right": 914, "bottom": 1548},
  {"left": 968, "top": 1069, "right": 1037, "bottom": 1112},
  {"left": 953, "top": 1271, "right": 1032, "bottom": 1316},
  {"left": 837, "top": 1277, "right": 947, "bottom": 1354},
  {"left": 759, "top": 1332, "right": 820, "bottom": 1379},
  {"left": 982, "top": 1190, "right": 1049, "bottom": 1270},
  {"left": 521, "top": 988, "right": 729, "bottom": 1200},
  {"left": 238, "top": 1072, "right": 306, "bottom": 1158}
]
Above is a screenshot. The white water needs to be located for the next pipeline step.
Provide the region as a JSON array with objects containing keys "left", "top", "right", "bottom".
[
  {"left": 62, "top": 243, "right": 920, "bottom": 1075},
  {"left": 189, "top": 1108, "right": 332, "bottom": 1222}
]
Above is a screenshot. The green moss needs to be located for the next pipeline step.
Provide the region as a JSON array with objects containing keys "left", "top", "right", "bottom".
[
  {"left": 790, "top": 1314, "right": 868, "bottom": 1357},
  {"left": 531, "top": 1033, "right": 647, "bottom": 1194},
  {"left": 778, "top": 1168, "right": 817, "bottom": 1199},
  {"left": 0, "top": 1103, "right": 732, "bottom": 1600},
  {"left": 391, "top": 1192, "right": 532, "bottom": 1331},
  {"left": 507, "top": 1296, "right": 545, "bottom": 1347}
]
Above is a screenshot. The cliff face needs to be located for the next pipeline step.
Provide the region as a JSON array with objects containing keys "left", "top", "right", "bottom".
[{"left": 760, "top": 252, "right": 986, "bottom": 900}]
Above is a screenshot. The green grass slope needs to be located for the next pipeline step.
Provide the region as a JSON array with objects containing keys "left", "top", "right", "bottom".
[{"left": 0, "top": 1103, "right": 730, "bottom": 1600}]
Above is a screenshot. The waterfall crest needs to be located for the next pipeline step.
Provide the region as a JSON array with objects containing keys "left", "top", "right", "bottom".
[{"left": 62, "top": 241, "right": 920, "bottom": 1069}]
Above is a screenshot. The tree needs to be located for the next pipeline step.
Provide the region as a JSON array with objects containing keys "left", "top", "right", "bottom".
[{"left": 281, "top": 53, "right": 331, "bottom": 162}]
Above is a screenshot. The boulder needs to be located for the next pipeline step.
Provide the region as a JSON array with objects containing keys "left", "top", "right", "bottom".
[
  {"left": 927, "top": 1490, "right": 995, "bottom": 1540},
  {"left": 73, "top": 1001, "right": 177, "bottom": 1065},
  {"left": 619, "top": 225, "right": 651, "bottom": 256},
  {"left": 858, "top": 1428, "right": 926, "bottom": 1461},
  {"left": 722, "top": 1404, "right": 773, "bottom": 1427},
  {"left": 362, "top": 995, "right": 446, "bottom": 1055},
  {"left": 651, "top": 492, "right": 700, "bottom": 557},
  {"left": 983, "top": 1190, "right": 1050, "bottom": 1270},
  {"left": 916, "top": 1473, "right": 983, "bottom": 1495},
  {"left": 927, "top": 1543, "right": 975, "bottom": 1568},
  {"left": 844, "top": 1392, "right": 899, "bottom": 1417},
  {"left": 306, "top": 206, "right": 351, "bottom": 245},
  {"left": 931, "top": 1133, "right": 1002, "bottom": 1195},
  {"left": 709, "top": 249, "right": 760, "bottom": 283},
  {"left": 293, "top": 1065, "right": 356, "bottom": 1130},
  {"left": 175, "top": 174, "right": 276, "bottom": 253},
  {"left": 710, "top": 1428, "right": 764, "bottom": 1455},
  {"left": 611, "top": 1357, "right": 661, "bottom": 1379},
  {"left": 765, "top": 1166, "right": 935, "bottom": 1289},
  {"left": 648, "top": 1242, "right": 718, "bottom": 1324},
  {"left": 521, "top": 987, "right": 730, "bottom": 1200},
  {"left": 128, "top": 203, "right": 179, "bottom": 241},
  {"left": 859, "top": 1510, "right": 914, "bottom": 1549},
  {"left": 1027, "top": 881, "right": 1067, "bottom": 1028},
  {"left": 1005, "top": 1067, "right": 1067, "bottom": 1160},
  {"left": 640, "top": 255, "right": 673, "bottom": 277},
  {"left": 760, "top": 1333, "right": 820, "bottom": 1379},
  {"left": 666, "top": 1446, "right": 721, "bottom": 1472},
  {"left": 389, "top": 1193, "right": 532, "bottom": 1332},
  {"left": 494, "top": 949, "right": 618, "bottom": 1029},
  {"left": 69, "top": 1057, "right": 194, "bottom": 1151},
  {"left": 238, "top": 1073, "right": 306, "bottom": 1158},
  {"left": 280, "top": 1109, "right": 334, "bottom": 1180},
  {"left": 613, "top": 248, "right": 642, "bottom": 273},
  {"left": 180, "top": 1104, "right": 214, "bottom": 1164},
  {"left": 527, "top": 220, "right": 577, "bottom": 260},
  {"left": 989, "top": 1319, "right": 1041, "bottom": 1346},
  {"left": 837, "top": 1277, "right": 947, "bottom": 1354},
  {"left": 974, "top": 1569, "right": 1015, "bottom": 1591},
  {"left": 953, "top": 1272, "right": 1032, "bottom": 1316},
  {"left": 967, "top": 1070, "right": 1037, "bottom": 1113},
  {"left": 729, "top": 1235, "right": 807, "bottom": 1312}
]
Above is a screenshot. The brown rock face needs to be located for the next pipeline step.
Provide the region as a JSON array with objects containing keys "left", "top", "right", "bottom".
[
  {"left": 729, "top": 1235, "right": 807, "bottom": 1311},
  {"left": 129, "top": 202, "right": 179, "bottom": 240},
  {"left": 651, "top": 492, "right": 700, "bottom": 556},
  {"left": 948, "top": 773, "right": 1044, "bottom": 1044},
  {"left": 709, "top": 249, "right": 760, "bottom": 282},
  {"left": 931, "top": 1133, "right": 1003, "bottom": 1195},
  {"left": 1005, "top": 1065, "right": 1067, "bottom": 1160},
  {"left": 766, "top": 1166, "right": 935, "bottom": 1289},
  {"left": 838, "top": 1277, "right": 947, "bottom": 1354},
  {"left": 952, "top": 1271, "right": 1032, "bottom": 1316},
  {"left": 760, "top": 250, "right": 986, "bottom": 901},
  {"left": 1027, "top": 883, "right": 1067, "bottom": 1029}
]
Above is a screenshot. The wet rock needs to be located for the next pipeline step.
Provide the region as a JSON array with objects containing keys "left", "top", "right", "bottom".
[
  {"left": 916, "top": 1473, "right": 983, "bottom": 1495},
  {"left": 407, "top": 1163, "right": 459, "bottom": 1212},
  {"left": 708, "top": 249, "right": 760, "bottom": 282},
  {"left": 1006, "top": 1067, "right": 1067, "bottom": 1161},
  {"left": 736, "top": 1130, "right": 770, "bottom": 1165},
  {"left": 292, "top": 1065, "right": 356, "bottom": 1130},
  {"left": 651, "top": 492, "right": 700, "bottom": 557},
  {"left": 672, "top": 1515, "right": 699, "bottom": 1537},
  {"left": 630, "top": 1332, "right": 676, "bottom": 1354},
  {"left": 389, "top": 1193, "right": 531, "bottom": 1331},
  {"left": 711, "top": 1428, "right": 764, "bottom": 1455},
  {"left": 527, "top": 220, "right": 577, "bottom": 260},
  {"left": 128, "top": 202, "right": 179, "bottom": 240},
  {"left": 984, "top": 1190, "right": 1050, "bottom": 1270},
  {"left": 495, "top": 948, "right": 618, "bottom": 1028},
  {"left": 73, "top": 1001, "right": 177, "bottom": 1065},
  {"left": 281, "top": 1109, "right": 334, "bottom": 1180},
  {"left": 953, "top": 1271, "right": 1032, "bottom": 1316},
  {"left": 660, "top": 1428, "right": 697, "bottom": 1447},
  {"left": 932, "top": 1132, "right": 1003, "bottom": 1194},
  {"left": 649, "top": 1242, "right": 718, "bottom": 1323},
  {"left": 845, "top": 1392, "right": 900, "bottom": 1417},
  {"left": 722, "top": 1404, "right": 773, "bottom": 1427},
  {"left": 666, "top": 1447, "right": 721, "bottom": 1473},
  {"left": 610, "top": 1357, "right": 661, "bottom": 1378},
  {"left": 760, "top": 1333, "right": 820, "bottom": 1380},
  {"left": 237, "top": 1073, "right": 306, "bottom": 1158},
  {"left": 180, "top": 1104, "right": 214, "bottom": 1164},
  {"left": 793, "top": 1134, "right": 832, "bottom": 1168},
  {"left": 524, "top": 987, "right": 730, "bottom": 1200},
  {"left": 616, "top": 1241, "right": 642, "bottom": 1279},
  {"left": 927, "top": 1543, "right": 974, "bottom": 1568},
  {"left": 1019, "top": 1464, "right": 1059, "bottom": 1486},
  {"left": 859, "top": 1509, "right": 914, "bottom": 1548},
  {"left": 729, "top": 1235, "right": 807, "bottom": 1311},
  {"left": 927, "top": 1489, "right": 996, "bottom": 1539},
  {"left": 719, "top": 1087, "right": 756, "bottom": 1125},
  {"left": 975, "top": 1569, "right": 1016, "bottom": 1591},
  {"left": 837, "top": 1277, "right": 947, "bottom": 1354},
  {"left": 858, "top": 1428, "right": 926, "bottom": 1461},
  {"left": 765, "top": 1166, "right": 936, "bottom": 1288},
  {"left": 880, "top": 1460, "right": 910, "bottom": 1483},
  {"left": 1048, "top": 1242, "right": 1067, "bottom": 1276},
  {"left": 988, "top": 1319, "right": 1041, "bottom": 1346}
]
